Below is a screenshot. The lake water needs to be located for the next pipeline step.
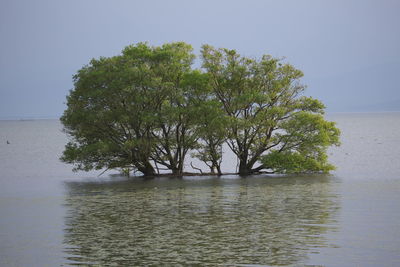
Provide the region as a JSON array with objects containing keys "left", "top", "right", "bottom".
[{"left": 0, "top": 113, "right": 399, "bottom": 266}]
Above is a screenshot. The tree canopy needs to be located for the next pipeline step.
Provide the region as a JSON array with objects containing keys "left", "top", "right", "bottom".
[{"left": 61, "top": 42, "right": 340, "bottom": 176}]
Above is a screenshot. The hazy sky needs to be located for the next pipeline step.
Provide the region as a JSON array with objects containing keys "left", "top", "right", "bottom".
[{"left": 1, "top": 0, "right": 399, "bottom": 118}]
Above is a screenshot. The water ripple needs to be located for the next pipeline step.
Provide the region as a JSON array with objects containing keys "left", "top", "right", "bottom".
[{"left": 63, "top": 175, "right": 340, "bottom": 266}]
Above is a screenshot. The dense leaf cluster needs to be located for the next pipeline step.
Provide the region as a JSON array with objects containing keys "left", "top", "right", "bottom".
[{"left": 61, "top": 42, "right": 340, "bottom": 176}]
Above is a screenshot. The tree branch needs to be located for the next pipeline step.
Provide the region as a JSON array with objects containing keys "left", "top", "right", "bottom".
[{"left": 190, "top": 162, "right": 203, "bottom": 174}]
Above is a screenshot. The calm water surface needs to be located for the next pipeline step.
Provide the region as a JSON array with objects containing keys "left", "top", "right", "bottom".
[{"left": 0, "top": 113, "right": 399, "bottom": 266}]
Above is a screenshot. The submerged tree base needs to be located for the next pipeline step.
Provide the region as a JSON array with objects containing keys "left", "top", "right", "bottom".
[{"left": 130, "top": 170, "right": 275, "bottom": 178}]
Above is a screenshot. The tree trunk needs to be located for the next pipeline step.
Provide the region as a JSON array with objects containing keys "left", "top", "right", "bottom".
[
  {"left": 216, "top": 165, "right": 222, "bottom": 176},
  {"left": 171, "top": 166, "right": 183, "bottom": 175},
  {"left": 209, "top": 166, "right": 216, "bottom": 174},
  {"left": 138, "top": 161, "right": 156, "bottom": 176},
  {"left": 238, "top": 153, "right": 251, "bottom": 175},
  {"left": 238, "top": 160, "right": 249, "bottom": 175}
]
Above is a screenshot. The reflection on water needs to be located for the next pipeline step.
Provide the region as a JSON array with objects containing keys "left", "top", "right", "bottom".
[{"left": 63, "top": 175, "right": 340, "bottom": 266}]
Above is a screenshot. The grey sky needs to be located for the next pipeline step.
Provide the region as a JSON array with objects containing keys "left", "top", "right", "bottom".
[{"left": 1, "top": 0, "right": 399, "bottom": 119}]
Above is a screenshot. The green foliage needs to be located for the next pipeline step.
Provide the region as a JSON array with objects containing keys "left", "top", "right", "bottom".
[
  {"left": 201, "top": 45, "right": 339, "bottom": 174},
  {"left": 61, "top": 42, "right": 340, "bottom": 176},
  {"left": 191, "top": 98, "right": 227, "bottom": 174},
  {"left": 261, "top": 151, "right": 335, "bottom": 174},
  {"left": 261, "top": 112, "right": 340, "bottom": 173},
  {"left": 61, "top": 42, "right": 197, "bottom": 175}
]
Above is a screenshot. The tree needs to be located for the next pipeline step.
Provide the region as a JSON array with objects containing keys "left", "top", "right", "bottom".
[
  {"left": 61, "top": 42, "right": 339, "bottom": 176},
  {"left": 138, "top": 42, "right": 199, "bottom": 175},
  {"left": 61, "top": 54, "right": 154, "bottom": 176},
  {"left": 61, "top": 42, "right": 197, "bottom": 176},
  {"left": 201, "top": 45, "right": 339, "bottom": 175}
]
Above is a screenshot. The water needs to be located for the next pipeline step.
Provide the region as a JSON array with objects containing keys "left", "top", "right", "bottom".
[{"left": 0, "top": 113, "right": 399, "bottom": 266}]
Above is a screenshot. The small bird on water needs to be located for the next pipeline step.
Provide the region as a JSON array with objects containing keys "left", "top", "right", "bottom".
[{"left": 6, "top": 140, "right": 10, "bottom": 144}]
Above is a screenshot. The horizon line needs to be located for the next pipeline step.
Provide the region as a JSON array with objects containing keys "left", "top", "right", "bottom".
[{"left": 1, "top": 110, "right": 400, "bottom": 121}]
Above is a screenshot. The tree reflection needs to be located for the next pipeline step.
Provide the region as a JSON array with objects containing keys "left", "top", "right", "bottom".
[{"left": 63, "top": 175, "right": 340, "bottom": 266}]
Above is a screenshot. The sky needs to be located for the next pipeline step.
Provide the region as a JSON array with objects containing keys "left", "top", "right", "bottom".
[{"left": 1, "top": 0, "right": 399, "bottom": 119}]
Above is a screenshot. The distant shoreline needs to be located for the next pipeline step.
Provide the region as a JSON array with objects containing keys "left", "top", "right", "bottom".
[
  {"left": 2, "top": 111, "right": 400, "bottom": 121},
  {"left": 0, "top": 117, "right": 59, "bottom": 121},
  {"left": 327, "top": 110, "right": 400, "bottom": 115}
]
